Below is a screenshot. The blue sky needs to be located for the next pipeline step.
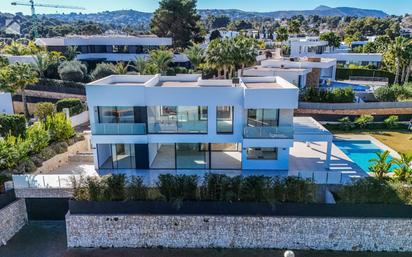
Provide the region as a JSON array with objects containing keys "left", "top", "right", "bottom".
[{"left": 1, "top": 0, "right": 411, "bottom": 15}]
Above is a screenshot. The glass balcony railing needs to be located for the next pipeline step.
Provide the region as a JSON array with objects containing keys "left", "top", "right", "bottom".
[
  {"left": 92, "top": 123, "right": 146, "bottom": 135},
  {"left": 243, "top": 126, "right": 294, "bottom": 139},
  {"left": 148, "top": 120, "right": 208, "bottom": 134}
]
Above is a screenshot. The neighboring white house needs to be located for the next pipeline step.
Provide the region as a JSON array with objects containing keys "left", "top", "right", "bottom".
[
  {"left": 0, "top": 92, "right": 14, "bottom": 114},
  {"left": 244, "top": 57, "right": 337, "bottom": 88},
  {"left": 289, "top": 36, "right": 382, "bottom": 67},
  {"left": 86, "top": 74, "right": 304, "bottom": 171},
  {"left": 35, "top": 35, "right": 189, "bottom": 63}
]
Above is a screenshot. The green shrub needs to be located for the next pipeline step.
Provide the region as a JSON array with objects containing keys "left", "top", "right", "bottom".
[
  {"left": 91, "top": 63, "right": 116, "bottom": 80},
  {"left": 157, "top": 174, "right": 198, "bottom": 201},
  {"left": 56, "top": 98, "right": 84, "bottom": 116},
  {"left": 58, "top": 60, "right": 88, "bottom": 82},
  {"left": 300, "top": 87, "right": 354, "bottom": 103},
  {"left": 0, "top": 173, "right": 11, "bottom": 192},
  {"left": 0, "top": 135, "right": 30, "bottom": 171},
  {"left": 240, "top": 176, "right": 272, "bottom": 202},
  {"left": 354, "top": 114, "right": 374, "bottom": 128},
  {"left": 45, "top": 113, "right": 75, "bottom": 142},
  {"left": 338, "top": 116, "right": 354, "bottom": 131},
  {"left": 337, "top": 177, "right": 410, "bottom": 204},
  {"left": 200, "top": 174, "right": 241, "bottom": 201},
  {"left": 384, "top": 115, "right": 399, "bottom": 129},
  {"left": 0, "top": 114, "right": 26, "bottom": 137},
  {"left": 102, "top": 174, "right": 126, "bottom": 201},
  {"left": 85, "top": 176, "right": 104, "bottom": 201},
  {"left": 26, "top": 122, "right": 50, "bottom": 154},
  {"left": 16, "top": 159, "right": 36, "bottom": 174},
  {"left": 34, "top": 102, "right": 55, "bottom": 121},
  {"left": 280, "top": 177, "right": 316, "bottom": 203},
  {"left": 374, "top": 84, "right": 412, "bottom": 102},
  {"left": 126, "top": 176, "right": 148, "bottom": 201}
]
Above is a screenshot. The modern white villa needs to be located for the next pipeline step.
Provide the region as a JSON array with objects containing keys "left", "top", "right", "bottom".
[
  {"left": 243, "top": 57, "right": 337, "bottom": 88},
  {"left": 289, "top": 36, "right": 382, "bottom": 67},
  {"left": 86, "top": 74, "right": 335, "bottom": 174},
  {"left": 34, "top": 35, "right": 189, "bottom": 63}
]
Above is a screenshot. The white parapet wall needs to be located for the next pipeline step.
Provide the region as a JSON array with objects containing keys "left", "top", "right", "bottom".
[
  {"left": 66, "top": 213, "right": 412, "bottom": 251},
  {"left": 0, "top": 199, "right": 28, "bottom": 246},
  {"left": 69, "top": 110, "right": 89, "bottom": 128}
]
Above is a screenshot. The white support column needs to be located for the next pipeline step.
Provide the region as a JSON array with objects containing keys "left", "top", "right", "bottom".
[{"left": 325, "top": 140, "right": 332, "bottom": 170}]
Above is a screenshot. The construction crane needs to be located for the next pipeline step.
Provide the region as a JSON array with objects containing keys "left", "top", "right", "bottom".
[{"left": 11, "top": 0, "right": 85, "bottom": 38}]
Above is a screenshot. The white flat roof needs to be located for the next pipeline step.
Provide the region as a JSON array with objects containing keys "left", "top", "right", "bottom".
[
  {"left": 35, "top": 35, "right": 172, "bottom": 46},
  {"left": 87, "top": 74, "right": 298, "bottom": 90}
]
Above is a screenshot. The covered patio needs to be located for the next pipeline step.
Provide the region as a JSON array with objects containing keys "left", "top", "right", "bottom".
[{"left": 290, "top": 117, "right": 366, "bottom": 183}]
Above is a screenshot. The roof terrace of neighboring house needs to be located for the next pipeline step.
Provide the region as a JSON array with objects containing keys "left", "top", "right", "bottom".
[
  {"left": 289, "top": 36, "right": 382, "bottom": 67},
  {"left": 248, "top": 56, "right": 337, "bottom": 88},
  {"left": 34, "top": 35, "right": 188, "bottom": 63}
]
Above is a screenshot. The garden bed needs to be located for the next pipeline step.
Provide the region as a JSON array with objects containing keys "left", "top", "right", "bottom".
[{"left": 69, "top": 200, "right": 412, "bottom": 218}]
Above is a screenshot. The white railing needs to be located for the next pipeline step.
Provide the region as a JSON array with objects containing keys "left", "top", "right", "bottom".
[
  {"left": 12, "top": 174, "right": 81, "bottom": 189},
  {"left": 297, "top": 171, "right": 344, "bottom": 184}
]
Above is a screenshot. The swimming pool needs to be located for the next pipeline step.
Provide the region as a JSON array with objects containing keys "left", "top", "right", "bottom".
[
  {"left": 320, "top": 81, "right": 370, "bottom": 92},
  {"left": 334, "top": 140, "right": 398, "bottom": 173}
]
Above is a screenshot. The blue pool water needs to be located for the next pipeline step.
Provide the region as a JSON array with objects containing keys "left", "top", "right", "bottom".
[
  {"left": 320, "top": 81, "right": 370, "bottom": 92},
  {"left": 334, "top": 140, "right": 398, "bottom": 173}
]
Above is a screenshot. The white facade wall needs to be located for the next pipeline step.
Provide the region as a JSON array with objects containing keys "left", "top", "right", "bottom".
[
  {"left": 87, "top": 75, "right": 298, "bottom": 171},
  {"left": 0, "top": 92, "right": 13, "bottom": 114}
]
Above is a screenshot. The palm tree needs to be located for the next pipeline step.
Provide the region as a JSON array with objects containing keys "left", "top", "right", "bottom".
[
  {"left": 368, "top": 150, "right": 393, "bottom": 179},
  {"left": 403, "top": 44, "right": 412, "bottom": 85},
  {"left": 206, "top": 39, "right": 225, "bottom": 78},
  {"left": 184, "top": 44, "right": 205, "bottom": 71},
  {"left": 148, "top": 49, "right": 173, "bottom": 75},
  {"left": 235, "top": 36, "right": 259, "bottom": 76},
  {"left": 131, "top": 57, "right": 149, "bottom": 74},
  {"left": 393, "top": 153, "right": 412, "bottom": 182},
  {"left": 0, "top": 63, "right": 39, "bottom": 120},
  {"left": 390, "top": 37, "right": 409, "bottom": 84},
  {"left": 113, "top": 62, "right": 130, "bottom": 75},
  {"left": 32, "top": 52, "right": 51, "bottom": 78}
]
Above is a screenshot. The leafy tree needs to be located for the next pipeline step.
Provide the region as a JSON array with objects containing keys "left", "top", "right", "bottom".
[
  {"left": 58, "top": 60, "right": 88, "bottom": 82},
  {"left": 1, "top": 42, "right": 31, "bottom": 55},
  {"left": 150, "top": 0, "right": 203, "bottom": 48},
  {"left": 319, "top": 32, "right": 341, "bottom": 48},
  {"left": 209, "top": 30, "right": 222, "bottom": 41},
  {"left": 34, "top": 102, "right": 55, "bottom": 121},
  {"left": 368, "top": 150, "right": 393, "bottom": 179},
  {"left": 207, "top": 15, "right": 230, "bottom": 29},
  {"left": 288, "top": 19, "right": 300, "bottom": 35},
  {"left": 184, "top": 44, "right": 205, "bottom": 71},
  {"left": 276, "top": 26, "right": 289, "bottom": 44},
  {"left": 0, "top": 63, "right": 39, "bottom": 120}
]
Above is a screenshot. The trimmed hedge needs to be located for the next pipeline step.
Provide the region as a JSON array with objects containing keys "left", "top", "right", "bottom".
[
  {"left": 300, "top": 87, "right": 354, "bottom": 103},
  {"left": 56, "top": 98, "right": 84, "bottom": 116},
  {"left": 336, "top": 68, "right": 397, "bottom": 85},
  {"left": 0, "top": 114, "right": 26, "bottom": 137}
]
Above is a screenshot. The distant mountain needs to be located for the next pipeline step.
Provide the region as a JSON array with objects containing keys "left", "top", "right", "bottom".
[{"left": 44, "top": 6, "right": 388, "bottom": 28}]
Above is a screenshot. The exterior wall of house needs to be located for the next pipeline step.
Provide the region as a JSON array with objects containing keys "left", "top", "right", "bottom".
[
  {"left": 87, "top": 75, "right": 298, "bottom": 171},
  {"left": 0, "top": 92, "right": 13, "bottom": 114}
]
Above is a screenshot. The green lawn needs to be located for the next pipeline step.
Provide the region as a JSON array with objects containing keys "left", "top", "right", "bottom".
[{"left": 327, "top": 127, "right": 412, "bottom": 155}]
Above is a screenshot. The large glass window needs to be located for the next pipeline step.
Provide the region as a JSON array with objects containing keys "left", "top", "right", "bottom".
[
  {"left": 176, "top": 143, "right": 209, "bottom": 169},
  {"left": 97, "top": 144, "right": 136, "bottom": 169},
  {"left": 217, "top": 106, "right": 234, "bottom": 134},
  {"left": 246, "top": 147, "right": 278, "bottom": 160},
  {"left": 148, "top": 106, "right": 208, "bottom": 133},
  {"left": 247, "top": 109, "right": 278, "bottom": 127},
  {"left": 98, "top": 106, "right": 134, "bottom": 123}
]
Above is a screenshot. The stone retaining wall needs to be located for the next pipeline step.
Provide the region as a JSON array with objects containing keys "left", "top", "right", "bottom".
[
  {"left": 15, "top": 188, "right": 73, "bottom": 198},
  {"left": 66, "top": 214, "right": 412, "bottom": 252},
  {"left": 0, "top": 199, "right": 27, "bottom": 246}
]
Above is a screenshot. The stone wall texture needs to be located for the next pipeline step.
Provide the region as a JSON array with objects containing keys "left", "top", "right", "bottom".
[
  {"left": 15, "top": 188, "right": 73, "bottom": 198},
  {"left": 0, "top": 199, "right": 28, "bottom": 246},
  {"left": 66, "top": 214, "right": 412, "bottom": 252}
]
